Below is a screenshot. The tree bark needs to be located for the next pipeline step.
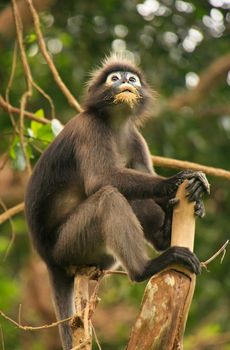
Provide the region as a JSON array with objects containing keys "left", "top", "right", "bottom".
[{"left": 71, "top": 269, "right": 93, "bottom": 350}]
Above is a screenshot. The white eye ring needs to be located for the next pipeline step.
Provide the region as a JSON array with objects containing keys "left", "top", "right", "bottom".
[
  {"left": 127, "top": 72, "right": 141, "bottom": 86},
  {"left": 106, "top": 72, "right": 121, "bottom": 85}
]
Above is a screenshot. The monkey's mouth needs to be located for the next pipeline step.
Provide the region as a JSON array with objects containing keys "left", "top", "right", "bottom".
[
  {"left": 113, "top": 91, "right": 140, "bottom": 108},
  {"left": 113, "top": 83, "right": 140, "bottom": 108},
  {"left": 121, "top": 89, "right": 135, "bottom": 95},
  {"left": 118, "top": 83, "right": 136, "bottom": 94},
  {"left": 123, "top": 89, "right": 132, "bottom": 92}
]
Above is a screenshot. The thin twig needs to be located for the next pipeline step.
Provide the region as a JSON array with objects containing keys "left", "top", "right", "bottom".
[
  {"left": 5, "top": 42, "right": 18, "bottom": 130},
  {"left": 31, "top": 80, "right": 56, "bottom": 119},
  {"left": 201, "top": 240, "right": 229, "bottom": 269},
  {"left": 0, "top": 202, "right": 25, "bottom": 225},
  {"left": 11, "top": 0, "right": 32, "bottom": 175},
  {"left": 104, "top": 270, "right": 128, "bottom": 276},
  {"left": 152, "top": 155, "right": 230, "bottom": 181},
  {"left": 0, "top": 325, "right": 5, "bottom": 350},
  {"left": 0, "top": 198, "right": 16, "bottom": 260},
  {"left": 220, "top": 248, "right": 226, "bottom": 264},
  {"left": 18, "top": 304, "right": 22, "bottom": 326},
  {"left": 25, "top": 0, "right": 82, "bottom": 113},
  {"left": 0, "top": 309, "right": 71, "bottom": 331},
  {"left": 91, "top": 322, "right": 102, "bottom": 350},
  {"left": 70, "top": 339, "right": 91, "bottom": 350},
  {"left": 0, "top": 153, "right": 8, "bottom": 170},
  {"left": 0, "top": 95, "right": 50, "bottom": 124},
  {"left": 4, "top": 42, "right": 19, "bottom": 173}
]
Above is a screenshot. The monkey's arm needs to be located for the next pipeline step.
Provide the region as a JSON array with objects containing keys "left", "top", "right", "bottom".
[{"left": 78, "top": 118, "right": 209, "bottom": 200}]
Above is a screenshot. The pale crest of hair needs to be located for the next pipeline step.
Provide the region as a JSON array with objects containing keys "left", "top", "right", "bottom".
[
  {"left": 87, "top": 52, "right": 139, "bottom": 88},
  {"left": 102, "top": 51, "right": 137, "bottom": 67}
]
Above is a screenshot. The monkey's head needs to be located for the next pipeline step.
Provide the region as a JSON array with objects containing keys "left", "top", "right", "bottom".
[{"left": 83, "top": 54, "right": 154, "bottom": 123}]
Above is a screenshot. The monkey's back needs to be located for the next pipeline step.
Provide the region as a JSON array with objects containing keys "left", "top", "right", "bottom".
[{"left": 25, "top": 116, "right": 86, "bottom": 259}]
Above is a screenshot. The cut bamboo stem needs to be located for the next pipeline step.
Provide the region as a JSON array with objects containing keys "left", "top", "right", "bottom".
[
  {"left": 171, "top": 180, "right": 195, "bottom": 250},
  {"left": 127, "top": 180, "right": 197, "bottom": 350}
]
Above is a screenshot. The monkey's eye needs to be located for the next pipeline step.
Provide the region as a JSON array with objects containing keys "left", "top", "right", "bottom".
[
  {"left": 129, "top": 76, "right": 136, "bottom": 82},
  {"left": 127, "top": 73, "right": 141, "bottom": 86},
  {"left": 106, "top": 72, "right": 122, "bottom": 85},
  {"left": 111, "top": 75, "right": 119, "bottom": 81}
]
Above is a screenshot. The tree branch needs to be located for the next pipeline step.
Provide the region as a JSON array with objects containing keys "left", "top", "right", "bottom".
[
  {"left": 168, "top": 52, "right": 230, "bottom": 110},
  {"left": 152, "top": 155, "right": 230, "bottom": 181},
  {"left": 0, "top": 202, "right": 25, "bottom": 224},
  {"left": 0, "top": 95, "right": 50, "bottom": 124},
  {"left": 1, "top": 156, "right": 230, "bottom": 225},
  {"left": 0, "top": 308, "right": 71, "bottom": 331},
  {"left": 25, "top": 0, "right": 82, "bottom": 113},
  {"left": 11, "top": 0, "right": 34, "bottom": 175}
]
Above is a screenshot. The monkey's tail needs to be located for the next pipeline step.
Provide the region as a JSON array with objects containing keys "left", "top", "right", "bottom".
[{"left": 47, "top": 265, "right": 74, "bottom": 350}]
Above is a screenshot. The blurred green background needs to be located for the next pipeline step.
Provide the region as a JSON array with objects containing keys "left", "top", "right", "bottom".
[{"left": 0, "top": 0, "right": 230, "bottom": 349}]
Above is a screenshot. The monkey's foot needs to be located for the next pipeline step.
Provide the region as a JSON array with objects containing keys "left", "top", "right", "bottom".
[{"left": 163, "top": 246, "right": 201, "bottom": 274}]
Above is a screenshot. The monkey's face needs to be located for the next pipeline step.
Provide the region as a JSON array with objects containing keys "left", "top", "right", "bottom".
[
  {"left": 84, "top": 58, "right": 154, "bottom": 123},
  {"left": 105, "top": 71, "right": 142, "bottom": 109}
]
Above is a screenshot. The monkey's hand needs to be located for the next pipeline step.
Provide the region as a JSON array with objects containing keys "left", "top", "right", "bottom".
[
  {"left": 161, "top": 170, "right": 209, "bottom": 218},
  {"left": 163, "top": 170, "right": 210, "bottom": 199}
]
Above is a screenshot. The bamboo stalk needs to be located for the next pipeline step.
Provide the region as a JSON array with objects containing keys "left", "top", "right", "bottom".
[{"left": 127, "top": 181, "right": 196, "bottom": 350}]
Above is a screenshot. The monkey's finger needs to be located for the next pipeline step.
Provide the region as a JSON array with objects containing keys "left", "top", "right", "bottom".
[
  {"left": 183, "top": 260, "right": 201, "bottom": 275},
  {"left": 182, "top": 252, "right": 201, "bottom": 275},
  {"left": 187, "top": 185, "right": 204, "bottom": 202},
  {"left": 194, "top": 200, "right": 205, "bottom": 218},
  {"left": 175, "top": 247, "right": 200, "bottom": 265},
  {"left": 186, "top": 171, "right": 210, "bottom": 194},
  {"left": 190, "top": 171, "right": 210, "bottom": 194},
  {"left": 186, "top": 180, "right": 202, "bottom": 197},
  {"left": 186, "top": 178, "right": 196, "bottom": 188},
  {"left": 170, "top": 247, "right": 201, "bottom": 274},
  {"left": 168, "top": 198, "right": 180, "bottom": 207},
  {"left": 197, "top": 172, "right": 210, "bottom": 194},
  {"left": 180, "top": 254, "right": 201, "bottom": 275}
]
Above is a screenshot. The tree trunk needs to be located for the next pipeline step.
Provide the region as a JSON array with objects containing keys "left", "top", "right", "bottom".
[{"left": 71, "top": 271, "right": 92, "bottom": 350}]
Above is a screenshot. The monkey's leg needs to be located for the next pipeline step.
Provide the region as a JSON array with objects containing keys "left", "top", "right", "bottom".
[
  {"left": 52, "top": 186, "right": 200, "bottom": 284},
  {"left": 52, "top": 185, "right": 149, "bottom": 281},
  {"left": 50, "top": 186, "right": 152, "bottom": 348},
  {"left": 131, "top": 198, "right": 173, "bottom": 251}
]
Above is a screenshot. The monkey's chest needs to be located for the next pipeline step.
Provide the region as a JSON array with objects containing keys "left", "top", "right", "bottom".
[
  {"left": 118, "top": 151, "right": 130, "bottom": 167},
  {"left": 115, "top": 139, "right": 131, "bottom": 167}
]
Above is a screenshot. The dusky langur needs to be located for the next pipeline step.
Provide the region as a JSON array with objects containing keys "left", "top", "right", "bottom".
[{"left": 25, "top": 54, "right": 210, "bottom": 349}]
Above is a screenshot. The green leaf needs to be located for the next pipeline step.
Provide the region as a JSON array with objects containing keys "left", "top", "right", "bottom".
[
  {"left": 35, "top": 109, "right": 45, "bottom": 118},
  {"left": 25, "top": 33, "right": 37, "bottom": 44},
  {"left": 37, "top": 124, "right": 55, "bottom": 143},
  {"left": 9, "top": 136, "right": 18, "bottom": 160},
  {"left": 30, "top": 109, "right": 45, "bottom": 137}
]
